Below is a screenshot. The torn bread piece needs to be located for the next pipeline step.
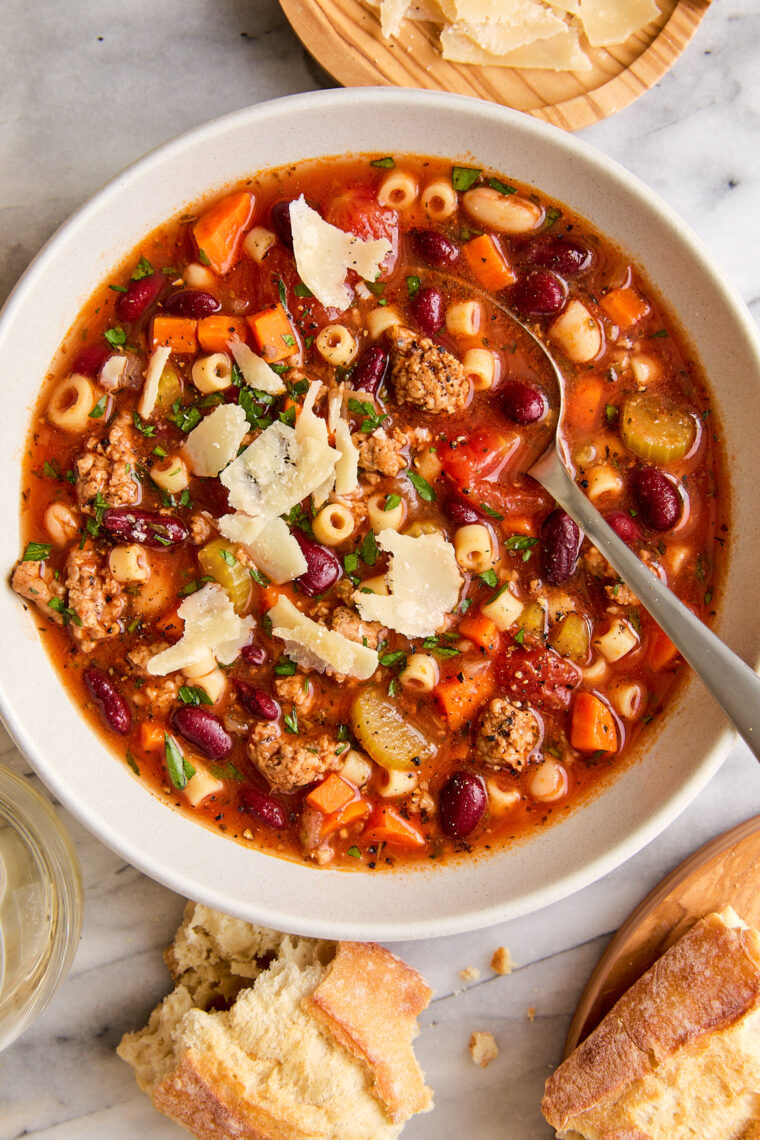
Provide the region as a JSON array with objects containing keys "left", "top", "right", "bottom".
[
  {"left": 118, "top": 902, "right": 433, "bottom": 1140},
  {"left": 542, "top": 907, "right": 760, "bottom": 1140}
]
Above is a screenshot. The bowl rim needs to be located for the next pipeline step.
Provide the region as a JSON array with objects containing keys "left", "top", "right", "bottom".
[{"left": 0, "top": 86, "right": 756, "bottom": 941}]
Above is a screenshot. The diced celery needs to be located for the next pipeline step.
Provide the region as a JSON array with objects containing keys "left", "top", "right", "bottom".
[
  {"left": 550, "top": 613, "right": 590, "bottom": 663},
  {"left": 520, "top": 600, "right": 547, "bottom": 639},
  {"left": 198, "top": 539, "right": 251, "bottom": 614},
  {"left": 620, "top": 394, "right": 695, "bottom": 463},
  {"left": 350, "top": 688, "right": 435, "bottom": 771},
  {"left": 156, "top": 364, "right": 183, "bottom": 409}
]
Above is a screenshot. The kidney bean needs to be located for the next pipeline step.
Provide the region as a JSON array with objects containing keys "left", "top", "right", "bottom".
[
  {"left": 522, "top": 237, "right": 593, "bottom": 276},
  {"left": 512, "top": 270, "right": 568, "bottom": 316},
  {"left": 239, "top": 784, "right": 288, "bottom": 830},
  {"left": 172, "top": 706, "right": 232, "bottom": 762},
  {"left": 501, "top": 380, "right": 548, "bottom": 425},
  {"left": 630, "top": 467, "right": 682, "bottom": 531},
  {"left": 163, "top": 290, "right": 221, "bottom": 319},
  {"left": 541, "top": 509, "right": 582, "bottom": 585},
  {"left": 439, "top": 771, "right": 487, "bottom": 839},
  {"left": 234, "top": 679, "right": 280, "bottom": 721},
  {"left": 293, "top": 530, "right": 341, "bottom": 596},
  {"left": 102, "top": 508, "right": 188, "bottom": 548},
  {"left": 116, "top": 274, "right": 162, "bottom": 322},
  {"left": 411, "top": 286, "right": 444, "bottom": 337},
  {"left": 605, "top": 510, "right": 642, "bottom": 546},
  {"left": 443, "top": 494, "right": 483, "bottom": 526},
  {"left": 241, "top": 639, "right": 267, "bottom": 666},
  {"left": 72, "top": 344, "right": 109, "bottom": 378},
  {"left": 352, "top": 345, "right": 389, "bottom": 396},
  {"left": 83, "top": 666, "right": 132, "bottom": 736},
  {"left": 410, "top": 228, "right": 460, "bottom": 267},
  {"left": 271, "top": 200, "right": 294, "bottom": 250}
]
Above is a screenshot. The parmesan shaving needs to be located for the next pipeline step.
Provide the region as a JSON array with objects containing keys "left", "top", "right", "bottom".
[
  {"left": 137, "top": 346, "right": 171, "bottom": 420},
  {"left": 268, "top": 596, "right": 379, "bottom": 681},
  {"left": 334, "top": 420, "right": 359, "bottom": 496},
  {"left": 219, "top": 514, "right": 307, "bottom": 584},
  {"left": 354, "top": 530, "right": 462, "bottom": 638},
  {"left": 146, "top": 584, "right": 253, "bottom": 676},
  {"left": 289, "top": 196, "right": 392, "bottom": 313},
  {"left": 554, "top": 0, "right": 659, "bottom": 46},
  {"left": 227, "top": 337, "right": 286, "bottom": 396},
  {"left": 99, "top": 355, "right": 128, "bottom": 390},
  {"left": 441, "top": 25, "right": 590, "bottom": 68},
  {"left": 182, "top": 403, "right": 249, "bottom": 478}
]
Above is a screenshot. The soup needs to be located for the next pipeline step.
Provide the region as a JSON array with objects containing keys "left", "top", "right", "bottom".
[{"left": 12, "top": 154, "right": 725, "bottom": 869}]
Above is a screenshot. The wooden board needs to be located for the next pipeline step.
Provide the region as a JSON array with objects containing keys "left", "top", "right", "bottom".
[
  {"left": 279, "top": 0, "right": 712, "bottom": 131},
  {"left": 564, "top": 814, "right": 760, "bottom": 1056}
]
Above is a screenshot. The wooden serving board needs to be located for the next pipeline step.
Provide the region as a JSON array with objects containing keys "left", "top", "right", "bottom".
[
  {"left": 564, "top": 814, "right": 760, "bottom": 1056},
  {"left": 279, "top": 0, "right": 712, "bottom": 131}
]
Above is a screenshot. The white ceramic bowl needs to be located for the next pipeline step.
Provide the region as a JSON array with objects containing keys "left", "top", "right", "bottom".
[{"left": 1, "top": 89, "right": 758, "bottom": 941}]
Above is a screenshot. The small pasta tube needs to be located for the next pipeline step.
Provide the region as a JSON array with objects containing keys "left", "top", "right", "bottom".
[
  {"left": 481, "top": 587, "right": 523, "bottom": 631},
  {"left": 151, "top": 455, "right": 190, "bottom": 495},
  {"left": 378, "top": 769, "right": 418, "bottom": 798},
  {"left": 243, "top": 226, "right": 276, "bottom": 263},
  {"left": 108, "top": 544, "right": 151, "bottom": 583},
  {"left": 182, "top": 650, "right": 217, "bottom": 680},
  {"left": 454, "top": 524, "right": 496, "bottom": 574},
  {"left": 462, "top": 348, "right": 497, "bottom": 392},
  {"left": 610, "top": 679, "right": 645, "bottom": 719},
  {"left": 487, "top": 780, "right": 521, "bottom": 813},
  {"left": 582, "top": 656, "right": 608, "bottom": 684},
  {"left": 446, "top": 300, "right": 482, "bottom": 338},
  {"left": 586, "top": 464, "right": 623, "bottom": 501},
  {"left": 421, "top": 179, "right": 458, "bottom": 220},
  {"left": 367, "top": 492, "right": 406, "bottom": 533},
  {"left": 367, "top": 306, "right": 402, "bottom": 340},
  {"left": 183, "top": 763, "right": 225, "bottom": 808},
  {"left": 549, "top": 300, "right": 602, "bottom": 364},
  {"left": 399, "top": 653, "right": 439, "bottom": 694},
  {"left": 316, "top": 324, "right": 357, "bottom": 368},
  {"left": 44, "top": 502, "right": 80, "bottom": 547},
  {"left": 47, "top": 374, "right": 100, "bottom": 433},
  {"left": 193, "top": 667, "right": 226, "bottom": 704},
  {"left": 527, "top": 758, "right": 568, "bottom": 803},
  {"left": 377, "top": 169, "right": 418, "bottom": 210},
  {"left": 192, "top": 352, "right": 233, "bottom": 394},
  {"left": 339, "top": 748, "right": 373, "bottom": 788},
  {"left": 593, "top": 618, "right": 640, "bottom": 662},
  {"left": 312, "top": 502, "right": 355, "bottom": 546}
]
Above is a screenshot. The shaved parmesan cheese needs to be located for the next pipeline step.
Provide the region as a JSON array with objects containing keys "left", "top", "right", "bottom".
[
  {"left": 379, "top": 0, "right": 408, "bottom": 37},
  {"left": 227, "top": 337, "right": 286, "bottom": 395},
  {"left": 146, "top": 584, "right": 253, "bottom": 676},
  {"left": 219, "top": 514, "right": 307, "bottom": 583},
  {"left": 441, "top": 25, "right": 590, "bottom": 68},
  {"left": 327, "top": 384, "right": 344, "bottom": 433},
  {"left": 334, "top": 420, "right": 359, "bottom": 495},
  {"left": 289, "top": 196, "right": 392, "bottom": 313},
  {"left": 268, "top": 596, "right": 379, "bottom": 681},
  {"left": 138, "top": 346, "right": 171, "bottom": 420},
  {"left": 566, "top": 0, "right": 660, "bottom": 46},
  {"left": 354, "top": 530, "right": 462, "bottom": 638},
  {"left": 453, "top": 6, "right": 567, "bottom": 55},
  {"left": 99, "top": 355, "right": 128, "bottom": 390},
  {"left": 182, "top": 403, "right": 248, "bottom": 478}
]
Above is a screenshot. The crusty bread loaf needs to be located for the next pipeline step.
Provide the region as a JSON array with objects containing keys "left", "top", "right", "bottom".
[
  {"left": 118, "top": 902, "right": 433, "bottom": 1140},
  {"left": 542, "top": 907, "right": 760, "bottom": 1140}
]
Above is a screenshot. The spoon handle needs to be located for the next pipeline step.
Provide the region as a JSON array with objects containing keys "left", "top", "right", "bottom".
[{"left": 530, "top": 450, "right": 760, "bottom": 761}]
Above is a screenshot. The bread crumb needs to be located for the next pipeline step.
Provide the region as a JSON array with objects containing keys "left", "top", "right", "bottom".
[
  {"left": 459, "top": 965, "right": 480, "bottom": 982},
  {"left": 469, "top": 1031, "right": 499, "bottom": 1068},
  {"left": 490, "top": 946, "right": 513, "bottom": 975},
  {"left": 527, "top": 1006, "right": 536, "bottom": 1022}
]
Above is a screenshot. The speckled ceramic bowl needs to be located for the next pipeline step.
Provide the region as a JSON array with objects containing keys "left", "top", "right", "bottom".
[{"left": 0, "top": 88, "right": 758, "bottom": 940}]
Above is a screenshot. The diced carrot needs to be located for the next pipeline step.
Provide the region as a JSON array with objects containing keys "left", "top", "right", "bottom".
[
  {"left": 321, "top": 798, "right": 369, "bottom": 840},
  {"left": 260, "top": 585, "right": 285, "bottom": 611},
  {"left": 564, "top": 375, "right": 606, "bottom": 432},
  {"left": 362, "top": 805, "right": 426, "bottom": 850},
  {"left": 246, "top": 303, "right": 298, "bottom": 362},
  {"left": 458, "top": 612, "right": 500, "bottom": 654},
  {"left": 649, "top": 627, "right": 680, "bottom": 671},
  {"left": 463, "top": 233, "right": 516, "bottom": 290},
  {"left": 570, "top": 691, "right": 619, "bottom": 753},
  {"left": 192, "top": 191, "right": 254, "bottom": 276},
  {"left": 152, "top": 315, "right": 198, "bottom": 354},
  {"left": 140, "top": 722, "right": 165, "bottom": 752},
  {"left": 306, "top": 773, "right": 356, "bottom": 816},
  {"left": 502, "top": 515, "right": 535, "bottom": 537},
  {"left": 155, "top": 603, "right": 183, "bottom": 640},
  {"left": 282, "top": 394, "right": 302, "bottom": 418},
  {"left": 435, "top": 669, "right": 495, "bottom": 731},
  {"left": 600, "top": 286, "right": 650, "bottom": 329},
  {"left": 197, "top": 314, "right": 249, "bottom": 354}
]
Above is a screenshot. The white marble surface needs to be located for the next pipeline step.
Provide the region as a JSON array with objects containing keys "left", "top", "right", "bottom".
[{"left": 1, "top": 1, "right": 759, "bottom": 1136}]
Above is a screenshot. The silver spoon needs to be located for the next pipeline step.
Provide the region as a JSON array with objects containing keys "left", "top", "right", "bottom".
[{"left": 505, "top": 308, "right": 760, "bottom": 761}]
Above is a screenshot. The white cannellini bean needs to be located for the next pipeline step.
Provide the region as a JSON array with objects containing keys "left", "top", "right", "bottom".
[
  {"left": 549, "top": 300, "right": 602, "bottom": 363},
  {"left": 528, "top": 758, "right": 568, "bottom": 802},
  {"left": 462, "top": 186, "right": 543, "bottom": 233}
]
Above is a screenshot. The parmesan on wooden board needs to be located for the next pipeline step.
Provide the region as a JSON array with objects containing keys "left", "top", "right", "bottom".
[
  {"left": 354, "top": 530, "right": 462, "bottom": 638},
  {"left": 440, "top": 24, "right": 589, "bottom": 68},
  {"left": 268, "top": 596, "right": 379, "bottom": 681},
  {"left": 147, "top": 584, "right": 253, "bottom": 676},
  {"left": 289, "top": 196, "right": 392, "bottom": 312},
  {"left": 182, "top": 403, "right": 248, "bottom": 478}
]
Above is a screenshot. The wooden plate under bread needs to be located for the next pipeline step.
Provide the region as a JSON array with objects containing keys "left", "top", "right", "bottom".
[
  {"left": 564, "top": 814, "right": 760, "bottom": 1056},
  {"left": 279, "top": 0, "right": 712, "bottom": 131}
]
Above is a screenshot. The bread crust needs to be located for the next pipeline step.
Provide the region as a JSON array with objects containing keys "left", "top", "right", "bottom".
[
  {"left": 542, "top": 911, "right": 760, "bottom": 1140},
  {"left": 305, "top": 941, "right": 434, "bottom": 1123}
]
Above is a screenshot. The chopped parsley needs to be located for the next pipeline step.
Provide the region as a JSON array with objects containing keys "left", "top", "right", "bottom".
[
  {"left": 178, "top": 685, "right": 213, "bottom": 706},
  {"left": 47, "top": 597, "right": 82, "bottom": 626},
  {"left": 407, "top": 471, "right": 436, "bottom": 502},
  {"left": 109, "top": 283, "right": 128, "bottom": 293},
  {"left": 452, "top": 165, "right": 481, "bottom": 192},
  {"left": 488, "top": 177, "right": 517, "bottom": 196},
  {"left": 405, "top": 275, "right": 421, "bottom": 298},
  {"left": 479, "top": 502, "right": 504, "bottom": 520},
  {"left": 197, "top": 248, "right": 211, "bottom": 267},
  {"left": 88, "top": 393, "right": 108, "bottom": 419},
  {"left": 347, "top": 845, "right": 362, "bottom": 859},
  {"left": 294, "top": 281, "right": 313, "bottom": 298},
  {"left": 543, "top": 206, "right": 562, "bottom": 228},
  {"left": 249, "top": 566, "right": 269, "bottom": 587},
  {"left": 133, "top": 409, "right": 156, "bottom": 437},
  {"left": 125, "top": 750, "right": 140, "bottom": 775},
  {"left": 274, "top": 656, "right": 297, "bottom": 676},
  {"left": 164, "top": 733, "right": 195, "bottom": 790},
  {"left": 348, "top": 397, "right": 388, "bottom": 434},
  {"left": 605, "top": 403, "right": 618, "bottom": 425},
  {"left": 219, "top": 548, "right": 237, "bottom": 567},
  {"left": 513, "top": 628, "right": 525, "bottom": 645},
  {"left": 22, "top": 541, "right": 52, "bottom": 562},
  {"left": 177, "top": 575, "right": 213, "bottom": 597},
  {"left": 168, "top": 400, "right": 202, "bottom": 433},
  {"left": 379, "top": 650, "right": 407, "bottom": 669},
  {"left": 283, "top": 706, "right": 299, "bottom": 734},
  {"left": 43, "top": 459, "right": 60, "bottom": 480},
  {"left": 370, "top": 156, "right": 395, "bottom": 168},
  {"left": 383, "top": 493, "right": 401, "bottom": 512},
  {"left": 651, "top": 329, "right": 669, "bottom": 339},
  {"left": 479, "top": 568, "right": 498, "bottom": 588},
  {"left": 505, "top": 535, "right": 538, "bottom": 561},
  {"left": 422, "top": 634, "right": 460, "bottom": 658},
  {"left": 104, "top": 326, "right": 126, "bottom": 347},
  {"left": 359, "top": 529, "right": 378, "bottom": 567},
  {"left": 131, "top": 255, "right": 154, "bottom": 280},
  {"left": 277, "top": 277, "right": 287, "bottom": 307}
]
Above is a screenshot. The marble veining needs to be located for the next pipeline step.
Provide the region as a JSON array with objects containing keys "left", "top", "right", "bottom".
[{"left": 1, "top": 1, "right": 759, "bottom": 1136}]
